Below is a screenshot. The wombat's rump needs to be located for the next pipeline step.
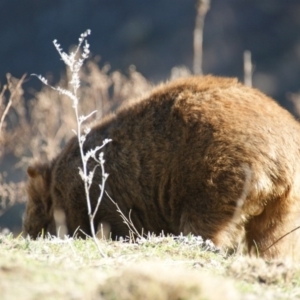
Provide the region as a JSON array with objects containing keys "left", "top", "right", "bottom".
[{"left": 24, "top": 75, "right": 300, "bottom": 259}]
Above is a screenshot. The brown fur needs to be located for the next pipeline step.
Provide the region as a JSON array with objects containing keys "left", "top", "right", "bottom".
[{"left": 23, "top": 75, "right": 300, "bottom": 259}]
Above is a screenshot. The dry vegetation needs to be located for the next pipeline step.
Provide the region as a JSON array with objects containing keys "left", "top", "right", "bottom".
[{"left": 1, "top": 233, "right": 300, "bottom": 300}]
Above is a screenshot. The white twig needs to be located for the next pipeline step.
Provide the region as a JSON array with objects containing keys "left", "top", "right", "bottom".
[
  {"left": 34, "top": 29, "right": 109, "bottom": 257},
  {"left": 243, "top": 50, "right": 253, "bottom": 87},
  {"left": 193, "top": 0, "right": 210, "bottom": 75},
  {"left": 105, "top": 191, "right": 143, "bottom": 240}
]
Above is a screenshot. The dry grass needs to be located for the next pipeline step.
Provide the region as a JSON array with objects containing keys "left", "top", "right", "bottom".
[{"left": 1, "top": 234, "right": 300, "bottom": 300}]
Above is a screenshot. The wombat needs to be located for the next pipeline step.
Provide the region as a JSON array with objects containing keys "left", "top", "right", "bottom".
[{"left": 23, "top": 75, "right": 300, "bottom": 258}]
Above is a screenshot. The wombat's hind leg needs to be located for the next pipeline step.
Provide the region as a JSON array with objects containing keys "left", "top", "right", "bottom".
[{"left": 245, "top": 193, "right": 300, "bottom": 259}]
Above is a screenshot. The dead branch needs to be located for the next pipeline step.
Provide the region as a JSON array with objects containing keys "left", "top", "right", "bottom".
[{"left": 193, "top": 0, "right": 210, "bottom": 75}]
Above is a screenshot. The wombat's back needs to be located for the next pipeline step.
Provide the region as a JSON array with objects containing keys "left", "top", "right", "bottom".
[{"left": 48, "top": 76, "right": 300, "bottom": 258}]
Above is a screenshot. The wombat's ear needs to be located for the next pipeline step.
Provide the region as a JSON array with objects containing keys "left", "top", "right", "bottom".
[
  {"left": 27, "top": 163, "right": 51, "bottom": 180},
  {"left": 27, "top": 166, "right": 39, "bottom": 178}
]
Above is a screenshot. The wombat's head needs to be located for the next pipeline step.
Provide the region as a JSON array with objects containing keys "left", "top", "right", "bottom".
[{"left": 23, "top": 162, "right": 56, "bottom": 238}]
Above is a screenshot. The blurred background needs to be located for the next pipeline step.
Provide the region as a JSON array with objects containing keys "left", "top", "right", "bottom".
[{"left": 1, "top": 0, "right": 300, "bottom": 234}]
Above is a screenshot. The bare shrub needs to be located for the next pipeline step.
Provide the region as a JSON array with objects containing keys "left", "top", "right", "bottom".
[
  {"left": 0, "top": 74, "right": 28, "bottom": 216},
  {"left": 0, "top": 74, "right": 28, "bottom": 159},
  {"left": 0, "top": 173, "right": 26, "bottom": 216}
]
